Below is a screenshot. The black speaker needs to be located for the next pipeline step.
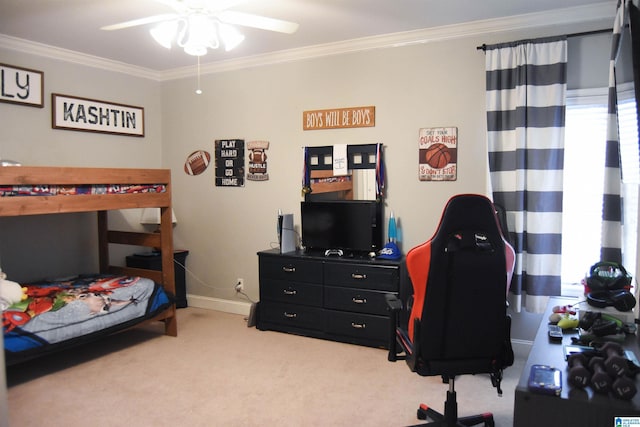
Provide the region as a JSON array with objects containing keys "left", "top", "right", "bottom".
[
  {"left": 586, "top": 289, "right": 637, "bottom": 312},
  {"left": 585, "top": 261, "right": 632, "bottom": 292}
]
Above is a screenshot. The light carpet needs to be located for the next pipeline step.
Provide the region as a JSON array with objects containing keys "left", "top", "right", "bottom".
[{"left": 6, "top": 307, "right": 526, "bottom": 426}]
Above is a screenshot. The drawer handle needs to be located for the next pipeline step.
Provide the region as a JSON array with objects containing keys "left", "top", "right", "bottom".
[
  {"left": 351, "top": 322, "right": 366, "bottom": 329},
  {"left": 282, "top": 266, "right": 296, "bottom": 273},
  {"left": 352, "top": 297, "right": 367, "bottom": 304},
  {"left": 283, "top": 289, "right": 298, "bottom": 296},
  {"left": 351, "top": 273, "right": 367, "bottom": 280},
  {"left": 283, "top": 312, "right": 297, "bottom": 319}
]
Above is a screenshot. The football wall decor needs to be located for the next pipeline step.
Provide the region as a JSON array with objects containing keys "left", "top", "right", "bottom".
[
  {"left": 184, "top": 150, "right": 211, "bottom": 176},
  {"left": 247, "top": 140, "right": 270, "bottom": 181}
]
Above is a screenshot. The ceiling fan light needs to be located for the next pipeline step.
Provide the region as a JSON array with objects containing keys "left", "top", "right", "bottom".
[
  {"left": 181, "top": 13, "right": 219, "bottom": 56},
  {"left": 219, "top": 23, "right": 245, "bottom": 51},
  {"left": 184, "top": 44, "right": 208, "bottom": 56},
  {"left": 150, "top": 20, "right": 178, "bottom": 49}
]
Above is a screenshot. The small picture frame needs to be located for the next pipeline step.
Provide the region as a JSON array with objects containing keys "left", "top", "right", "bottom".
[{"left": 0, "top": 63, "right": 44, "bottom": 108}]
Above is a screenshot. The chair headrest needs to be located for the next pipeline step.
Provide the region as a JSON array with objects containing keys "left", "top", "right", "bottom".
[{"left": 433, "top": 194, "right": 504, "bottom": 242}]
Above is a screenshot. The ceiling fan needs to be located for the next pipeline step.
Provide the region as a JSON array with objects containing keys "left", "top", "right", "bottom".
[{"left": 101, "top": 0, "right": 299, "bottom": 55}]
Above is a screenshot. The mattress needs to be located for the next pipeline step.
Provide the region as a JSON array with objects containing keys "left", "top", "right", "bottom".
[
  {"left": 0, "top": 183, "right": 166, "bottom": 197},
  {"left": 3, "top": 274, "right": 172, "bottom": 364}
]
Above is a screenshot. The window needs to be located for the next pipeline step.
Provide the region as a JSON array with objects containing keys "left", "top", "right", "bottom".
[{"left": 561, "top": 86, "right": 639, "bottom": 296}]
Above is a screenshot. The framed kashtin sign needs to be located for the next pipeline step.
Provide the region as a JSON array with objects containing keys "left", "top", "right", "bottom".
[
  {"left": 0, "top": 63, "right": 44, "bottom": 108},
  {"left": 52, "top": 93, "right": 145, "bottom": 137}
]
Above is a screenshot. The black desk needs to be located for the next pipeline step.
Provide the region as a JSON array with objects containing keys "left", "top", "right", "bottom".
[
  {"left": 514, "top": 297, "right": 640, "bottom": 426},
  {"left": 126, "top": 250, "right": 189, "bottom": 308}
]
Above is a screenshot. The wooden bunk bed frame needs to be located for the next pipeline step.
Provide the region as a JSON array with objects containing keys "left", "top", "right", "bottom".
[{"left": 0, "top": 166, "right": 177, "bottom": 337}]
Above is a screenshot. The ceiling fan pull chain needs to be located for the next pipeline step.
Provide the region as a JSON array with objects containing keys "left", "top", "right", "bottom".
[{"left": 195, "top": 55, "right": 202, "bottom": 95}]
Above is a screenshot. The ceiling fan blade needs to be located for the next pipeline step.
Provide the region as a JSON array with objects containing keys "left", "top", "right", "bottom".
[
  {"left": 101, "top": 14, "right": 178, "bottom": 31},
  {"left": 155, "top": 0, "right": 246, "bottom": 13},
  {"left": 205, "top": 0, "right": 249, "bottom": 11},
  {"left": 152, "top": 0, "right": 189, "bottom": 13},
  {"left": 218, "top": 10, "right": 299, "bottom": 34}
]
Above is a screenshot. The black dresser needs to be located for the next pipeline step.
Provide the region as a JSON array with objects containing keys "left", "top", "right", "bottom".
[{"left": 257, "top": 248, "right": 406, "bottom": 348}]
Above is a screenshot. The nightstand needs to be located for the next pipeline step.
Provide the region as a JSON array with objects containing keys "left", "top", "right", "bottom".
[{"left": 126, "top": 250, "right": 189, "bottom": 308}]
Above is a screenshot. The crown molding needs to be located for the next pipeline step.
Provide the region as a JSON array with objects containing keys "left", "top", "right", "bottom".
[
  {"left": 164, "top": 1, "right": 616, "bottom": 80},
  {"left": 0, "top": 34, "right": 162, "bottom": 81},
  {"left": 0, "top": 1, "right": 616, "bottom": 82}
]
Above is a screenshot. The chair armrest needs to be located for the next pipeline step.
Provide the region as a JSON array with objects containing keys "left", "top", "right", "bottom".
[
  {"left": 385, "top": 293, "right": 403, "bottom": 312},
  {"left": 385, "top": 293, "right": 404, "bottom": 362}
]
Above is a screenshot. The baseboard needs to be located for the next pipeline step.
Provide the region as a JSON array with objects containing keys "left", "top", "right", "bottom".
[
  {"left": 184, "top": 296, "right": 536, "bottom": 352},
  {"left": 186, "top": 294, "right": 252, "bottom": 316},
  {"left": 511, "top": 339, "right": 533, "bottom": 359}
]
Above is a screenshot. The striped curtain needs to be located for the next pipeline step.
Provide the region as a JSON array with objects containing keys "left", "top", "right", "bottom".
[
  {"left": 485, "top": 37, "right": 567, "bottom": 313},
  {"left": 601, "top": 0, "right": 628, "bottom": 263}
]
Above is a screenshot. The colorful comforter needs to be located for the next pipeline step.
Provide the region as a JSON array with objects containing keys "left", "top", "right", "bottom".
[
  {"left": 0, "top": 183, "right": 166, "bottom": 197},
  {"left": 3, "top": 274, "right": 172, "bottom": 364}
]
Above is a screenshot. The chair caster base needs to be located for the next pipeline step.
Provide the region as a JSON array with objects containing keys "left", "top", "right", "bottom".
[{"left": 415, "top": 403, "right": 494, "bottom": 427}]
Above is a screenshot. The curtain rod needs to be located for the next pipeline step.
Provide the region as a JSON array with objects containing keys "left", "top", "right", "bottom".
[{"left": 476, "top": 28, "right": 612, "bottom": 51}]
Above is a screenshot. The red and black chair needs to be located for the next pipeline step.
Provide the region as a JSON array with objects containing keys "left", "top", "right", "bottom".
[{"left": 387, "top": 194, "right": 515, "bottom": 426}]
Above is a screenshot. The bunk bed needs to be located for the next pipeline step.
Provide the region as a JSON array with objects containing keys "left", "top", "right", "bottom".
[{"left": 0, "top": 166, "right": 177, "bottom": 365}]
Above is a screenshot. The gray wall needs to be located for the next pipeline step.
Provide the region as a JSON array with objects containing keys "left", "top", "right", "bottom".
[
  {"left": 162, "top": 38, "right": 493, "bottom": 305},
  {"left": 162, "top": 29, "right": 613, "bottom": 315},
  {"left": 567, "top": 32, "right": 611, "bottom": 90}
]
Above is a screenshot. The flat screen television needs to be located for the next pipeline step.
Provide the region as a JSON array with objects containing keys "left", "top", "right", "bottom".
[{"left": 301, "top": 200, "right": 383, "bottom": 255}]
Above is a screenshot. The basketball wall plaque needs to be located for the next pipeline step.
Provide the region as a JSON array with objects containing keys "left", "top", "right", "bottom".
[{"left": 418, "top": 127, "right": 457, "bottom": 181}]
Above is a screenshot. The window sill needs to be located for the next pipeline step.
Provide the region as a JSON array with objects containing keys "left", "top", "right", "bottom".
[{"left": 561, "top": 282, "right": 584, "bottom": 299}]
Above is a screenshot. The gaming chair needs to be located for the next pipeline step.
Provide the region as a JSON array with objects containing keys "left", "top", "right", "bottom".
[{"left": 386, "top": 194, "right": 515, "bottom": 427}]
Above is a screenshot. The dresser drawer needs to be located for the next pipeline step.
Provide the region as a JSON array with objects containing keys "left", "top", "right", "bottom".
[
  {"left": 324, "top": 262, "right": 398, "bottom": 291},
  {"left": 259, "top": 302, "right": 324, "bottom": 331},
  {"left": 260, "top": 278, "right": 322, "bottom": 307},
  {"left": 259, "top": 257, "right": 323, "bottom": 283},
  {"left": 325, "top": 310, "right": 388, "bottom": 344},
  {"left": 324, "top": 286, "right": 393, "bottom": 316}
]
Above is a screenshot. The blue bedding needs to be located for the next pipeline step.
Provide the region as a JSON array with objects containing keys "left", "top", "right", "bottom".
[{"left": 3, "top": 274, "right": 172, "bottom": 364}]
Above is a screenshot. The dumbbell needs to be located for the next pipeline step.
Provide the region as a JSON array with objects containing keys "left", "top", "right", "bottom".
[
  {"left": 612, "top": 374, "right": 637, "bottom": 400},
  {"left": 588, "top": 357, "right": 612, "bottom": 394},
  {"left": 597, "top": 343, "right": 637, "bottom": 400},
  {"left": 567, "top": 353, "right": 590, "bottom": 388},
  {"left": 600, "top": 342, "right": 629, "bottom": 378}
]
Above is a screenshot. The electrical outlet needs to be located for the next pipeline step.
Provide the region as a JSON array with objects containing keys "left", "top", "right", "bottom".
[{"left": 235, "top": 278, "right": 244, "bottom": 292}]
